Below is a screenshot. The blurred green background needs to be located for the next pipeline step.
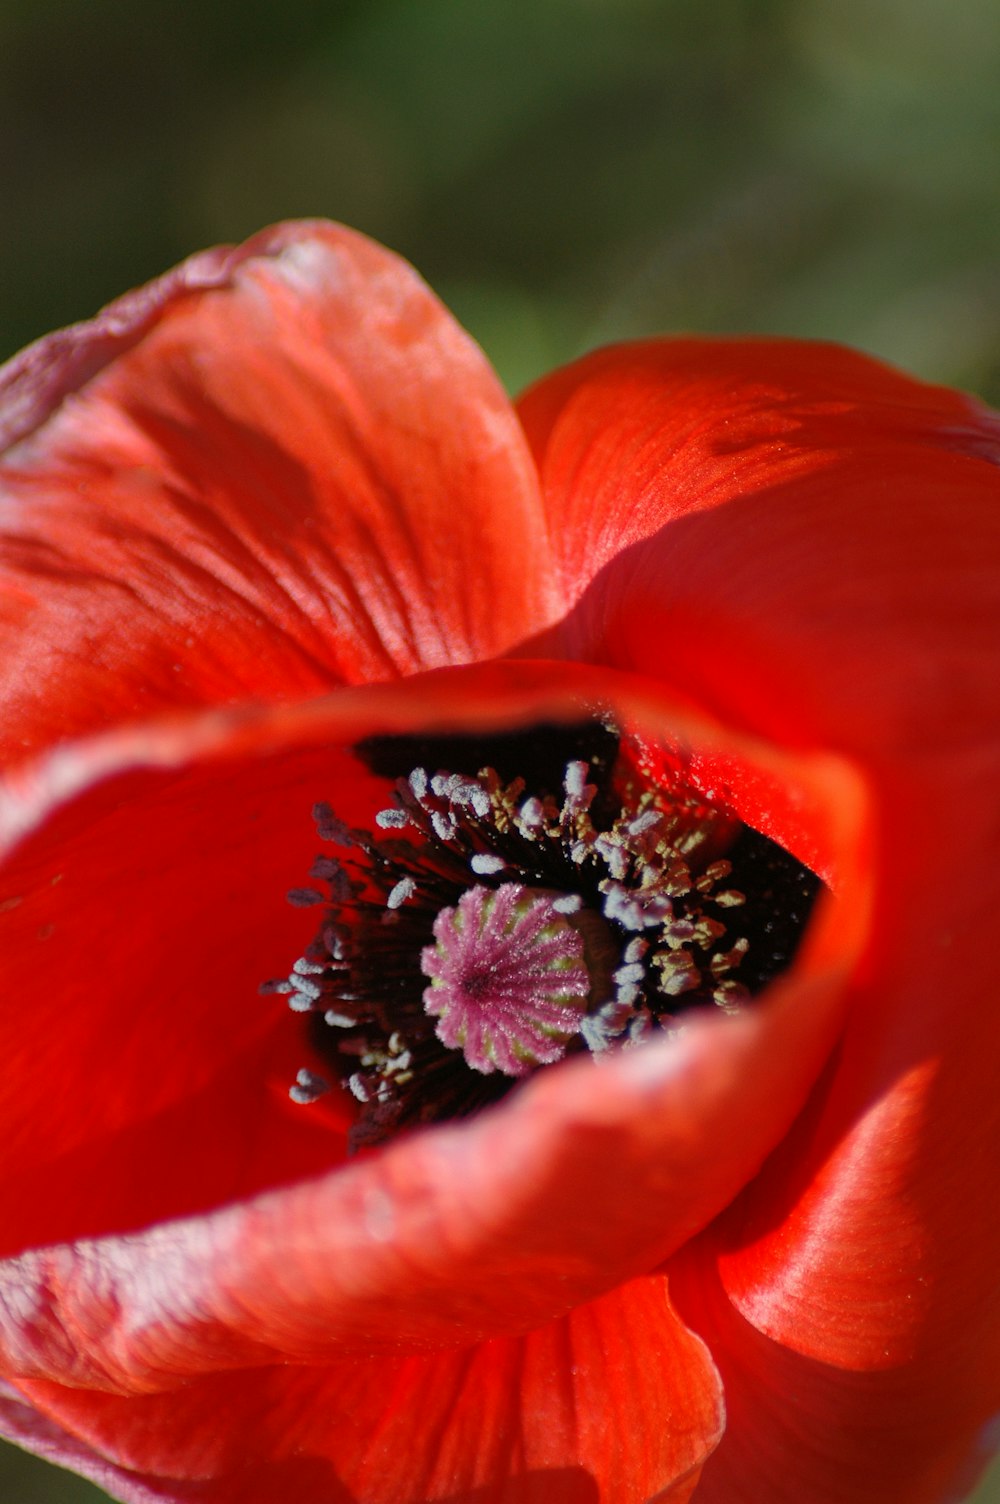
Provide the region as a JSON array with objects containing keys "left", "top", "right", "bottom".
[
  {"left": 2, "top": 0, "right": 1000, "bottom": 1499},
  {"left": 4, "top": 0, "right": 1000, "bottom": 401}
]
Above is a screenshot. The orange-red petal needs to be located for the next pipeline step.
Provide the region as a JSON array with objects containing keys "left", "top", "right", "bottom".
[
  {"left": 6, "top": 1279, "right": 723, "bottom": 1504},
  {"left": 518, "top": 336, "right": 1000, "bottom": 757},
  {"left": 671, "top": 1244, "right": 999, "bottom": 1504},
  {"left": 0, "top": 221, "right": 557, "bottom": 766},
  {"left": 4, "top": 318, "right": 997, "bottom": 1503},
  {"left": 519, "top": 339, "right": 1000, "bottom": 1496},
  {"left": 0, "top": 663, "right": 863, "bottom": 1376}
]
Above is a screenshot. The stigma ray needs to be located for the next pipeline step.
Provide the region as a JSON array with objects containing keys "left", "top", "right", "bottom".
[{"left": 265, "top": 724, "right": 822, "bottom": 1148}]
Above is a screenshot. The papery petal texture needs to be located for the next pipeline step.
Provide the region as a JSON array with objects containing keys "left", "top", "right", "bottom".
[
  {"left": 0, "top": 221, "right": 558, "bottom": 764},
  {"left": 7, "top": 1281, "right": 722, "bottom": 1504},
  {"left": 1, "top": 225, "right": 998, "bottom": 1504},
  {"left": 0, "top": 663, "right": 792, "bottom": 1499},
  {"left": 519, "top": 339, "right": 1000, "bottom": 1497},
  {"left": 0, "top": 662, "right": 864, "bottom": 1326}
]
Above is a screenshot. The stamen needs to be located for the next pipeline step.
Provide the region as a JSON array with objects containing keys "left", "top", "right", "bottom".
[
  {"left": 287, "top": 887, "right": 324, "bottom": 908},
  {"left": 324, "top": 1009, "right": 356, "bottom": 1028},
  {"left": 312, "top": 803, "right": 354, "bottom": 846},
  {"left": 375, "top": 808, "right": 410, "bottom": 830},
  {"left": 289, "top": 1069, "right": 331, "bottom": 1105},
  {"left": 270, "top": 721, "right": 823, "bottom": 1149},
  {"left": 470, "top": 852, "right": 507, "bottom": 876},
  {"left": 387, "top": 877, "right": 417, "bottom": 909}
]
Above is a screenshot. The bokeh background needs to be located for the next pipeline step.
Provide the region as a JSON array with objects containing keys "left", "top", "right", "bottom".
[{"left": 2, "top": 0, "right": 1000, "bottom": 1499}]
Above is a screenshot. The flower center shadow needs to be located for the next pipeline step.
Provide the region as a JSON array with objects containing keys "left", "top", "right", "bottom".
[{"left": 263, "top": 721, "right": 823, "bottom": 1150}]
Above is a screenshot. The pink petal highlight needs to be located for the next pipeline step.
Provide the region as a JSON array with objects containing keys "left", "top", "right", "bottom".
[{"left": 6, "top": 1279, "right": 723, "bottom": 1504}]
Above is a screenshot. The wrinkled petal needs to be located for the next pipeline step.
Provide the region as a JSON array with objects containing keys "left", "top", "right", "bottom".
[
  {"left": 0, "top": 661, "right": 865, "bottom": 1370},
  {"left": 665, "top": 750, "right": 1000, "bottom": 1500},
  {"left": 4, "top": 314, "right": 995, "bottom": 1504},
  {"left": 0, "top": 1380, "right": 182, "bottom": 1504},
  {"left": 0, "top": 220, "right": 558, "bottom": 764},
  {"left": 518, "top": 337, "right": 1000, "bottom": 757},
  {"left": 518, "top": 340, "right": 1000, "bottom": 1495},
  {"left": 7, "top": 1280, "right": 723, "bottom": 1504}
]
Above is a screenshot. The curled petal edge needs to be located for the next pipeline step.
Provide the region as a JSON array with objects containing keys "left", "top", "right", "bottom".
[{"left": 0, "top": 659, "right": 871, "bottom": 1389}]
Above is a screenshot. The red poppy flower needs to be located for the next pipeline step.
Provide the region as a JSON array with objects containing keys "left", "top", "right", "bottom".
[{"left": 1, "top": 220, "right": 999, "bottom": 1504}]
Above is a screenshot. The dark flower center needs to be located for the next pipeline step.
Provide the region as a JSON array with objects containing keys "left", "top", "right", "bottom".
[{"left": 265, "top": 722, "right": 822, "bottom": 1149}]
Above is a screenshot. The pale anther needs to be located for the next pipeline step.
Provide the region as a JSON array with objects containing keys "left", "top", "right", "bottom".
[
  {"left": 387, "top": 877, "right": 417, "bottom": 909},
  {"left": 376, "top": 808, "right": 410, "bottom": 829},
  {"left": 289, "top": 1069, "right": 331, "bottom": 1105},
  {"left": 471, "top": 852, "right": 506, "bottom": 875}
]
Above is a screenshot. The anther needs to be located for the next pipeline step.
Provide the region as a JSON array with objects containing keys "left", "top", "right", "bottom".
[
  {"left": 289, "top": 1069, "right": 331, "bottom": 1104},
  {"left": 470, "top": 852, "right": 507, "bottom": 875},
  {"left": 376, "top": 808, "right": 410, "bottom": 830},
  {"left": 273, "top": 721, "right": 823, "bottom": 1148},
  {"left": 287, "top": 887, "right": 324, "bottom": 908},
  {"left": 387, "top": 877, "right": 417, "bottom": 909}
]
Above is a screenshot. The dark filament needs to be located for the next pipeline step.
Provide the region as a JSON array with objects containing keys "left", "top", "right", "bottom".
[{"left": 265, "top": 722, "right": 823, "bottom": 1149}]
